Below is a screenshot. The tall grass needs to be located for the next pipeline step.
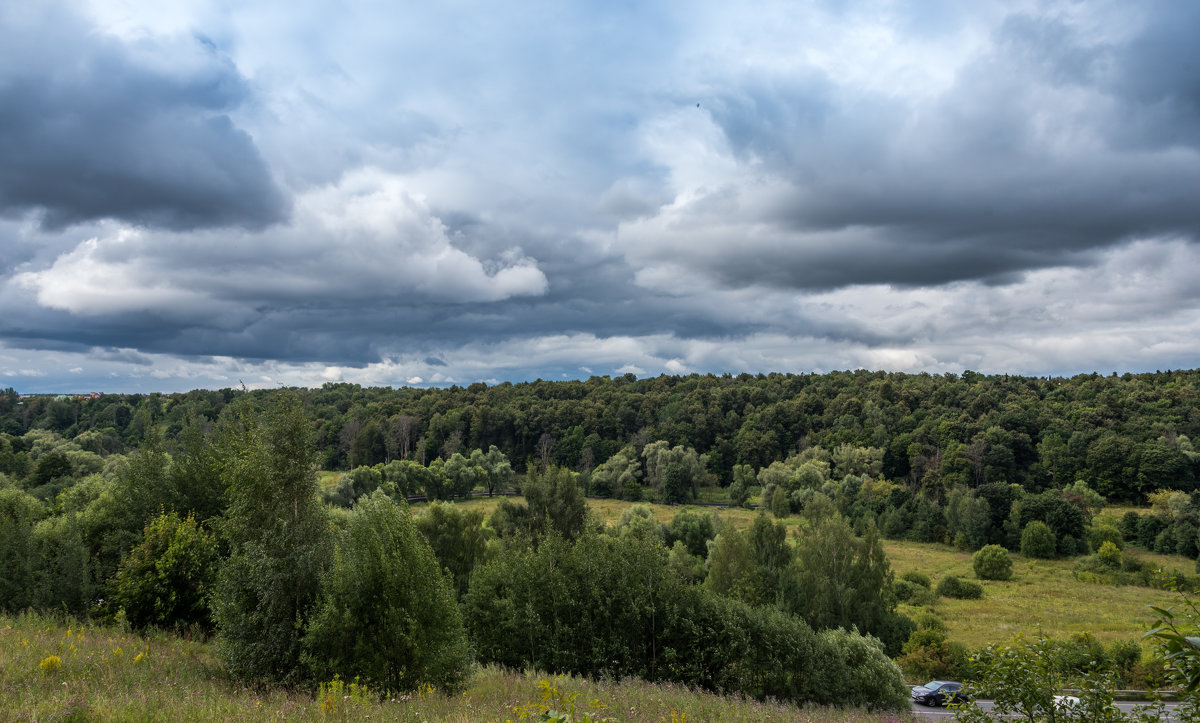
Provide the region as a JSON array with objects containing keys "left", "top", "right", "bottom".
[{"left": 0, "top": 611, "right": 918, "bottom": 722}]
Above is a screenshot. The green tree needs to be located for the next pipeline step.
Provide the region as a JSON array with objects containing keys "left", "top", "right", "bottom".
[
  {"left": 665, "top": 508, "right": 720, "bottom": 558},
  {"left": 303, "top": 492, "right": 471, "bottom": 693},
  {"left": 1021, "top": 520, "right": 1057, "bottom": 559},
  {"left": 954, "top": 634, "right": 1130, "bottom": 723},
  {"left": 728, "top": 464, "right": 754, "bottom": 507},
  {"left": 973, "top": 544, "right": 1013, "bottom": 581},
  {"left": 170, "top": 413, "right": 225, "bottom": 522},
  {"left": 109, "top": 511, "right": 218, "bottom": 631},
  {"left": 785, "top": 515, "right": 895, "bottom": 637},
  {"left": 0, "top": 487, "right": 42, "bottom": 610},
  {"left": 442, "top": 452, "right": 484, "bottom": 498},
  {"left": 471, "top": 445, "right": 513, "bottom": 496},
  {"left": 769, "top": 485, "right": 789, "bottom": 518},
  {"left": 590, "top": 446, "right": 641, "bottom": 499},
  {"left": 414, "top": 501, "right": 492, "bottom": 599},
  {"left": 211, "top": 394, "right": 331, "bottom": 685},
  {"left": 30, "top": 513, "right": 94, "bottom": 615},
  {"left": 522, "top": 465, "right": 588, "bottom": 541}
]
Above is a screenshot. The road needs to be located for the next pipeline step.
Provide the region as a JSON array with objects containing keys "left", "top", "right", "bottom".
[{"left": 913, "top": 699, "right": 1182, "bottom": 720}]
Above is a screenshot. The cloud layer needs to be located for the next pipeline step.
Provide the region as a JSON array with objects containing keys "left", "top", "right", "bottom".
[{"left": 2, "top": 0, "right": 1200, "bottom": 391}]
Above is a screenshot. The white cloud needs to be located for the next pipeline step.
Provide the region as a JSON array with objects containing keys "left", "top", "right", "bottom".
[{"left": 11, "top": 168, "right": 549, "bottom": 319}]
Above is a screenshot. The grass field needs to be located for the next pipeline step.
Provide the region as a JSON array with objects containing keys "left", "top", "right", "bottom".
[
  {"left": 881, "top": 541, "right": 1182, "bottom": 650},
  {"left": 0, "top": 612, "right": 919, "bottom": 722}
]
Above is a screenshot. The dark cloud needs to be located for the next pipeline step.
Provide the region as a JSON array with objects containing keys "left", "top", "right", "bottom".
[
  {"left": 5, "top": 1, "right": 1200, "bottom": 391},
  {"left": 1106, "top": 3, "right": 1200, "bottom": 150},
  {"left": 659, "top": 4, "right": 1200, "bottom": 292},
  {"left": 0, "top": 6, "right": 287, "bottom": 231}
]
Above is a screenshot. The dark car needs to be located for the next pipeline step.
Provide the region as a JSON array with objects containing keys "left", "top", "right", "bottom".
[{"left": 911, "top": 680, "right": 967, "bottom": 707}]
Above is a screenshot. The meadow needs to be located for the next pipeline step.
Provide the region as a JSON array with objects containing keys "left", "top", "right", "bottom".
[{"left": 0, "top": 611, "right": 920, "bottom": 723}]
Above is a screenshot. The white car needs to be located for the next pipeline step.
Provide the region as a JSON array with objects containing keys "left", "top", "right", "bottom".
[{"left": 1053, "top": 694, "right": 1080, "bottom": 710}]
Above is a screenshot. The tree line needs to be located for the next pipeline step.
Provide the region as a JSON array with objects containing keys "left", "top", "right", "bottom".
[{"left": 3, "top": 367, "right": 1198, "bottom": 502}]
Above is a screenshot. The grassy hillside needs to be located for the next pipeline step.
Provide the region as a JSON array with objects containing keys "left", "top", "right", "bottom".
[
  {"left": 0, "top": 612, "right": 918, "bottom": 722},
  {"left": 881, "top": 541, "right": 1178, "bottom": 649}
]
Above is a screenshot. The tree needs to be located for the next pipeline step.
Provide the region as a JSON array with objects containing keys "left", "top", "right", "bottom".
[
  {"left": 770, "top": 485, "right": 789, "bottom": 518},
  {"left": 0, "top": 487, "right": 42, "bottom": 611},
  {"left": 522, "top": 465, "right": 588, "bottom": 541},
  {"left": 109, "top": 511, "right": 218, "bottom": 631},
  {"left": 728, "top": 464, "right": 754, "bottom": 507},
  {"left": 973, "top": 544, "right": 1013, "bottom": 581},
  {"left": 211, "top": 394, "right": 331, "bottom": 685},
  {"left": 954, "top": 634, "right": 1132, "bottom": 723},
  {"left": 536, "top": 432, "right": 556, "bottom": 472},
  {"left": 30, "top": 513, "right": 93, "bottom": 615},
  {"left": 666, "top": 508, "right": 720, "bottom": 558},
  {"left": 785, "top": 515, "right": 895, "bottom": 638},
  {"left": 170, "top": 413, "right": 225, "bottom": 522},
  {"left": 1021, "top": 520, "right": 1057, "bottom": 559},
  {"left": 473, "top": 445, "right": 513, "bottom": 496},
  {"left": 414, "top": 501, "right": 492, "bottom": 599},
  {"left": 590, "top": 446, "right": 642, "bottom": 500},
  {"left": 303, "top": 492, "right": 471, "bottom": 693},
  {"left": 385, "top": 414, "right": 417, "bottom": 462},
  {"left": 443, "top": 452, "right": 484, "bottom": 498}
]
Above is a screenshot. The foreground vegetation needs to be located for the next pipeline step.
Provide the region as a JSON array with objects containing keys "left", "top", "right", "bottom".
[
  {"left": 0, "top": 611, "right": 920, "bottom": 722},
  {"left": 5, "top": 369, "right": 1200, "bottom": 714}
]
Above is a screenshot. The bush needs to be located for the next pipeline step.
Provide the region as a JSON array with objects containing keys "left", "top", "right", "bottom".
[
  {"left": 1096, "top": 540, "right": 1122, "bottom": 568},
  {"left": 769, "top": 486, "right": 789, "bottom": 518},
  {"left": 935, "top": 575, "right": 983, "bottom": 600},
  {"left": 463, "top": 531, "right": 910, "bottom": 711},
  {"left": 109, "top": 511, "right": 218, "bottom": 631},
  {"left": 1020, "top": 520, "right": 1056, "bottom": 559},
  {"left": 1087, "top": 522, "right": 1124, "bottom": 553},
  {"left": 915, "top": 611, "right": 946, "bottom": 633},
  {"left": 898, "top": 628, "right": 958, "bottom": 682},
  {"left": 901, "top": 570, "right": 932, "bottom": 588},
  {"left": 892, "top": 579, "right": 921, "bottom": 602},
  {"left": 303, "top": 492, "right": 471, "bottom": 693},
  {"left": 973, "top": 544, "right": 1013, "bottom": 581}
]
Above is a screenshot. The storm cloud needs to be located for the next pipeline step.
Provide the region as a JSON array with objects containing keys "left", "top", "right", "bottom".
[
  {"left": 3, "top": 0, "right": 1200, "bottom": 392},
  {"left": 0, "top": 4, "right": 286, "bottom": 231}
]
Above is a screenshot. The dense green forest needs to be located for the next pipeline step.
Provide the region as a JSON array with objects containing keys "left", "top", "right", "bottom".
[
  {"left": 4, "top": 368, "right": 1198, "bottom": 498},
  {"left": 3, "top": 369, "right": 1200, "bottom": 710}
]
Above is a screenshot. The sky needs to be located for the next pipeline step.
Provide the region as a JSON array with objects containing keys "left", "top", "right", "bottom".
[{"left": 2, "top": 0, "right": 1200, "bottom": 392}]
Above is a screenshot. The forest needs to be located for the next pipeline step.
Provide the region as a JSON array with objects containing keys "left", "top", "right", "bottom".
[{"left": 2, "top": 368, "right": 1200, "bottom": 712}]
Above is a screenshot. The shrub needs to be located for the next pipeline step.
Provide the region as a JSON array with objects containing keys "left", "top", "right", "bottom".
[
  {"left": 915, "top": 611, "right": 946, "bottom": 633},
  {"left": 769, "top": 486, "right": 789, "bottom": 519},
  {"left": 973, "top": 544, "right": 1013, "bottom": 581},
  {"left": 303, "top": 492, "right": 471, "bottom": 693},
  {"left": 1086, "top": 522, "right": 1124, "bottom": 553},
  {"left": 1057, "top": 534, "right": 1086, "bottom": 557},
  {"left": 901, "top": 570, "right": 932, "bottom": 588},
  {"left": 892, "top": 579, "right": 921, "bottom": 602},
  {"left": 109, "top": 511, "right": 218, "bottom": 631},
  {"left": 936, "top": 575, "right": 983, "bottom": 600},
  {"left": 1096, "top": 540, "right": 1122, "bottom": 569},
  {"left": 1020, "top": 520, "right": 1056, "bottom": 559},
  {"left": 897, "top": 628, "right": 957, "bottom": 682},
  {"left": 464, "top": 531, "right": 909, "bottom": 711}
]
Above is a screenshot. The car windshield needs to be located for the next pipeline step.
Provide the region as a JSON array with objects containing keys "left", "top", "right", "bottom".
[{"left": 923, "top": 682, "right": 942, "bottom": 690}]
